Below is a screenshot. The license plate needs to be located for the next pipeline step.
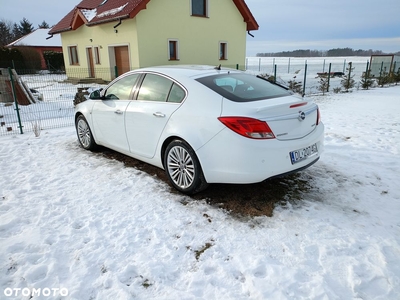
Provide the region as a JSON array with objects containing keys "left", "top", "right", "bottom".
[{"left": 290, "top": 143, "right": 318, "bottom": 164}]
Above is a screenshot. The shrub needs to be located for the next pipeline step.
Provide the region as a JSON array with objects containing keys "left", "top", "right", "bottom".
[
  {"left": 16, "top": 47, "right": 41, "bottom": 71},
  {"left": 317, "top": 76, "right": 329, "bottom": 95},
  {"left": 43, "top": 51, "right": 64, "bottom": 71},
  {"left": 287, "top": 77, "right": 303, "bottom": 95},
  {"left": 360, "top": 70, "right": 374, "bottom": 90}
]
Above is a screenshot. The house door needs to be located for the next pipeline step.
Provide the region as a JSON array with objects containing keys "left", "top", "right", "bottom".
[
  {"left": 87, "top": 48, "right": 95, "bottom": 78},
  {"left": 114, "top": 46, "right": 130, "bottom": 76}
]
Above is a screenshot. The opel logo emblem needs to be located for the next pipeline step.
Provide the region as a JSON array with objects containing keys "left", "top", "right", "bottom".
[{"left": 298, "top": 111, "right": 306, "bottom": 121}]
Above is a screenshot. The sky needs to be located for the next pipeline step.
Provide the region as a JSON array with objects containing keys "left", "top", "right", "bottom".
[{"left": 0, "top": 0, "right": 399, "bottom": 56}]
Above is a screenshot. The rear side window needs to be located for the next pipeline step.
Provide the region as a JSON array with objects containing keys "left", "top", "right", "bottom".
[
  {"left": 168, "top": 83, "right": 185, "bottom": 103},
  {"left": 196, "top": 73, "right": 292, "bottom": 102}
]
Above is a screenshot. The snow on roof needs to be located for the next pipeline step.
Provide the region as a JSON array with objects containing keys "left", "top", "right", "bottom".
[
  {"left": 97, "top": 3, "right": 128, "bottom": 18},
  {"left": 7, "top": 28, "right": 62, "bottom": 48},
  {"left": 81, "top": 8, "right": 98, "bottom": 22}
]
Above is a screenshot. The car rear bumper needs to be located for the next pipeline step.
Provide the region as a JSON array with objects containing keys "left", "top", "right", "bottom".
[{"left": 196, "top": 123, "right": 324, "bottom": 184}]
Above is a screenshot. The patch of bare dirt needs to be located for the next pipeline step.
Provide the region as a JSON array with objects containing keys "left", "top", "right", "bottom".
[{"left": 98, "top": 147, "right": 312, "bottom": 217}]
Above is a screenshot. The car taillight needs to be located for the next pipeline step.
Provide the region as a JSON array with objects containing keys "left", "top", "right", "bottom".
[
  {"left": 316, "top": 107, "right": 321, "bottom": 125},
  {"left": 218, "top": 117, "right": 275, "bottom": 139}
]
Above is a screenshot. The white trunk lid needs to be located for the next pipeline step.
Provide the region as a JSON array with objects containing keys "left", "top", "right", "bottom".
[{"left": 221, "top": 95, "right": 318, "bottom": 140}]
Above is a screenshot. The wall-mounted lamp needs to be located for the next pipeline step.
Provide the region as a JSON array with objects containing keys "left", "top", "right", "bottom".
[
  {"left": 90, "top": 38, "right": 93, "bottom": 42},
  {"left": 114, "top": 29, "right": 118, "bottom": 33}
]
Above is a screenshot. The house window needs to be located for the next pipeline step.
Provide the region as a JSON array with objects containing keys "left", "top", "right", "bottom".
[
  {"left": 219, "top": 42, "right": 227, "bottom": 60},
  {"left": 94, "top": 46, "right": 100, "bottom": 64},
  {"left": 68, "top": 46, "right": 79, "bottom": 65},
  {"left": 168, "top": 40, "right": 179, "bottom": 60},
  {"left": 191, "top": 0, "right": 207, "bottom": 17}
]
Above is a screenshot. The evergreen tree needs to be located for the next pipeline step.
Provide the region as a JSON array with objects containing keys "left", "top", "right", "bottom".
[
  {"left": 38, "top": 21, "right": 50, "bottom": 29},
  {"left": 341, "top": 62, "right": 355, "bottom": 92},
  {"left": 317, "top": 76, "right": 329, "bottom": 95},
  {"left": 287, "top": 76, "right": 303, "bottom": 94},
  {"left": 393, "top": 67, "right": 400, "bottom": 85},
  {"left": 18, "top": 18, "right": 34, "bottom": 36},
  {"left": 12, "top": 23, "right": 22, "bottom": 40},
  {"left": 0, "top": 20, "right": 14, "bottom": 46},
  {"left": 360, "top": 69, "right": 374, "bottom": 90},
  {"left": 377, "top": 68, "right": 391, "bottom": 87}
]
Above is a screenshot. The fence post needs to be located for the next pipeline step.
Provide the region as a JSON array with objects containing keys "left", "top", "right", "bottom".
[
  {"left": 272, "top": 58, "right": 275, "bottom": 74},
  {"left": 327, "top": 63, "right": 332, "bottom": 93},
  {"left": 365, "top": 61, "right": 370, "bottom": 79},
  {"left": 258, "top": 58, "right": 261, "bottom": 72},
  {"left": 288, "top": 57, "right": 290, "bottom": 74},
  {"left": 8, "top": 68, "right": 23, "bottom": 134},
  {"left": 347, "top": 62, "right": 352, "bottom": 90},
  {"left": 302, "top": 61, "right": 307, "bottom": 97},
  {"left": 379, "top": 61, "right": 384, "bottom": 83},
  {"left": 274, "top": 65, "right": 277, "bottom": 83},
  {"left": 392, "top": 61, "right": 396, "bottom": 76}
]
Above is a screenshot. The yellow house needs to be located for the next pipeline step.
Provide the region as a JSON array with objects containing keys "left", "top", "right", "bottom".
[{"left": 49, "top": 0, "right": 258, "bottom": 81}]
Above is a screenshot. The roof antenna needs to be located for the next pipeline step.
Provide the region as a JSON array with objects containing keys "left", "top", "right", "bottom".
[{"left": 214, "top": 64, "right": 221, "bottom": 70}]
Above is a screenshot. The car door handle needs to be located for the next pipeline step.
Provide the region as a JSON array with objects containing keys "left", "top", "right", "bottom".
[
  {"left": 114, "top": 110, "right": 123, "bottom": 115},
  {"left": 153, "top": 112, "right": 165, "bottom": 118}
]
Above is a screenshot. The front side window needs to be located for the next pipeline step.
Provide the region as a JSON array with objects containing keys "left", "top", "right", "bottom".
[
  {"left": 191, "top": 0, "right": 207, "bottom": 17},
  {"left": 68, "top": 46, "right": 79, "bottom": 65},
  {"left": 104, "top": 74, "right": 139, "bottom": 100},
  {"left": 196, "top": 73, "right": 292, "bottom": 102}
]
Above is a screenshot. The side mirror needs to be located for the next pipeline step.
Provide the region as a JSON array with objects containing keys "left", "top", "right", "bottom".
[{"left": 89, "top": 89, "right": 103, "bottom": 99}]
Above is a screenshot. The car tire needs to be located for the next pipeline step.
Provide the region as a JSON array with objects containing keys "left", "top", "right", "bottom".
[
  {"left": 164, "top": 139, "right": 208, "bottom": 195},
  {"left": 76, "top": 115, "right": 97, "bottom": 150}
]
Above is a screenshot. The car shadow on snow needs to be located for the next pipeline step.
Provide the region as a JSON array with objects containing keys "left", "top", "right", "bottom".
[{"left": 97, "top": 146, "right": 314, "bottom": 217}]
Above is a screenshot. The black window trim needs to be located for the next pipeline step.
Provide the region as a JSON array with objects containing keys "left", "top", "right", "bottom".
[
  {"left": 132, "top": 72, "right": 188, "bottom": 104},
  {"left": 191, "top": 0, "right": 207, "bottom": 17}
]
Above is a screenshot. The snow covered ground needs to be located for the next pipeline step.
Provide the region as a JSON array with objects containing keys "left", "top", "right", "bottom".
[{"left": 0, "top": 85, "right": 399, "bottom": 299}]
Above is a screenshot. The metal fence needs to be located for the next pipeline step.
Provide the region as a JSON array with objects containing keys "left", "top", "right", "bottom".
[
  {"left": 245, "top": 57, "right": 373, "bottom": 94},
  {"left": 0, "top": 58, "right": 396, "bottom": 136},
  {"left": 0, "top": 68, "right": 110, "bottom": 136}
]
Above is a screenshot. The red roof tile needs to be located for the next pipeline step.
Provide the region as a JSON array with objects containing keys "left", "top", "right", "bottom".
[{"left": 49, "top": 0, "right": 258, "bottom": 35}]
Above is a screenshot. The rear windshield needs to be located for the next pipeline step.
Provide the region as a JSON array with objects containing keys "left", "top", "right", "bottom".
[{"left": 196, "top": 73, "right": 292, "bottom": 102}]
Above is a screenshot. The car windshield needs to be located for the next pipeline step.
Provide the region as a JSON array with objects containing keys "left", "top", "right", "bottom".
[{"left": 196, "top": 73, "right": 292, "bottom": 102}]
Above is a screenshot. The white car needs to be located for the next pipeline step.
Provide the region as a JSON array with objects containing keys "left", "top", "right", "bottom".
[{"left": 75, "top": 65, "right": 324, "bottom": 194}]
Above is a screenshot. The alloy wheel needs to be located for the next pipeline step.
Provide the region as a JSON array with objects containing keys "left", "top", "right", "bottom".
[
  {"left": 77, "top": 118, "right": 91, "bottom": 149},
  {"left": 167, "top": 145, "right": 196, "bottom": 189}
]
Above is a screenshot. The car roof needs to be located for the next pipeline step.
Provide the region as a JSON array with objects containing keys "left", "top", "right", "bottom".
[{"left": 131, "top": 65, "right": 243, "bottom": 79}]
